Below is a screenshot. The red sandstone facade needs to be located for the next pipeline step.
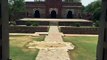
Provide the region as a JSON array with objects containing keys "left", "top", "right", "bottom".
[{"left": 25, "top": 0, "right": 82, "bottom": 18}]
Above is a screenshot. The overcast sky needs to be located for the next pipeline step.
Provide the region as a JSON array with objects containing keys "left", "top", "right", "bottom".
[
  {"left": 25, "top": 0, "right": 97, "bottom": 6},
  {"left": 81, "top": 0, "right": 97, "bottom": 6}
]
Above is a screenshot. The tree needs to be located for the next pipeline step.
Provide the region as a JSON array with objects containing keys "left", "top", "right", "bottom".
[
  {"left": 8, "top": 0, "right": 25, "bottom": 21},
  {"left": 84, "top": 1, "right": 101, "bottom": 13},
  {"left": 8, "top": 0, "right": 25, "bottom": 12},
  {"left": 73, "top": 0, "right": 81, "bottom": 2},
  {"left": 83, "top": 0, "right": 101, "bottom": 21}
]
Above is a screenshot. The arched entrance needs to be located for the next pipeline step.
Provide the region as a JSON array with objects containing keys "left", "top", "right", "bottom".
[
  {"left": 34, "top": 10, "right": 40, "bottom": 18},
  {"left": 50, "top": 10, "right": 56, "bottom": 18},
  {"left": 66, "top": 11, "right": 73, "bottom": 18}
]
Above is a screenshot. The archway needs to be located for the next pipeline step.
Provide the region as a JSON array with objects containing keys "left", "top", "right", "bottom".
[
  {"left": 34, "top": 10, "right": 40, "bottom": 18},
  {"left": 66, "top": 11, "right": 73, "bottom": 18},
  {"left": 50, "top": 10, "right": 56, "bottom": 18}
]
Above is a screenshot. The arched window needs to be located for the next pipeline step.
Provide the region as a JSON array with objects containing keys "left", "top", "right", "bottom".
[
  {"left": 66, "top": 11, "right": 73, "bottom": 18},
  {"left": 50, "top": 10, "right": 56, "bottom": 18},
  {"left": 34, "top": 10, "right": 40, "bottom": 18}
]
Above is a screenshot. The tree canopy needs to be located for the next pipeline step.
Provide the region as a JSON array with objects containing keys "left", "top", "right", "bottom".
[
  {"left": 83, "top": 0, "right": 101, "bottom": 21},
  {"left": 8, "top": 0, "right": 25, "bottom": 13},
  {"left": 8, "top": 0, "right": 25, "bottom": 21},
  {"left": 73, "top": 0, "right": 81, "bottom": 2}
]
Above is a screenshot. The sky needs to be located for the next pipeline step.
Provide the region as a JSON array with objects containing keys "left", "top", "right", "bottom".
[
  {"left": 81, "top": 0, "right": 97, "bottom": 6},
  {"left": 25, "top": 0, "right": 97, "bottom": 6}
]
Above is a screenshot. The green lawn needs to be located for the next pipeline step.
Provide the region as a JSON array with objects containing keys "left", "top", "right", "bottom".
[
  {"left": 9, "top": 35, "right": 45, "bottom": 60},
  {"left": 63, "top": 36, "right": 98, "bottom": 60},
  {"left": 10, "top": 35, "right": 98, "bottom": 60}
]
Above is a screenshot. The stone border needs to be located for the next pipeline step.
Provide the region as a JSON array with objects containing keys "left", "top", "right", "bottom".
[
  {"left": 9, "top": 26, "right": 49, "bottom": 33},
  {"left": 60, "top": 27, "right": 99, "bottom": 34}
]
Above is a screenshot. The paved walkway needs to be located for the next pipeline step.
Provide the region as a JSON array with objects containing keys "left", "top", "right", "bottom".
[
  {"left": 45, "top": 26, "right": 63, "bottom": 42},
  {"left": 35, "top": 25, "right": 74, "bottom": 60}
]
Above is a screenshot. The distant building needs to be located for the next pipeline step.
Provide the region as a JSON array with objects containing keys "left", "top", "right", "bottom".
[{"left": 25, "top": 0, "right": 83, "bottom": 18}]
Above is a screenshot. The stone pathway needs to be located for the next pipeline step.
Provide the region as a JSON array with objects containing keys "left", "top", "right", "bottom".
[
  {"left": 14, "top": 22, "right": 74, "bottom": 60},
  {"left": 45, "top": 26, "right": 63, "bottom": 42},
  {"left": 36, "top": 49, "right": 70, "bottom": 60},
  {"left": 35, "top": 25, "right": 74, "bottom": 60}
]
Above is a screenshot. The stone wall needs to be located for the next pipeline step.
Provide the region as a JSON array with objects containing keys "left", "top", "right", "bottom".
[
  {"left": 9, "top": 26, "right": 49, "bottom": 33},
  {"left": 26, "top": 8, "right": 46, "bottom": 18},
  {"left": 61, "top": 8, "right": 81, "bottom": 18},
  {"left": 60, "top": 27, "right": 99, "bottom": 34},
  {"left": 25, "top": 2, "right": 82, "bottom": 18},
  {"left": 59, "top": 22, "right": 93, "bottom": 26},
  {"left": 16, "top": 21, "right": 92, "bottom": 26},
  {"left": 16, "top": 21, "right": 49, "bottom": 26}
]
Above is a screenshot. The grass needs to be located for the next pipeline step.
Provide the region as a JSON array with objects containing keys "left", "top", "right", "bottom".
[
  {"left": 32, "top": 36, "right": 45, "bottom": 41},
  {"left": 9, "top": 35, "right": 45, "bottom": 60},
  {"left": 63, "top": 36, "right": 98, "bottom": 60}
]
